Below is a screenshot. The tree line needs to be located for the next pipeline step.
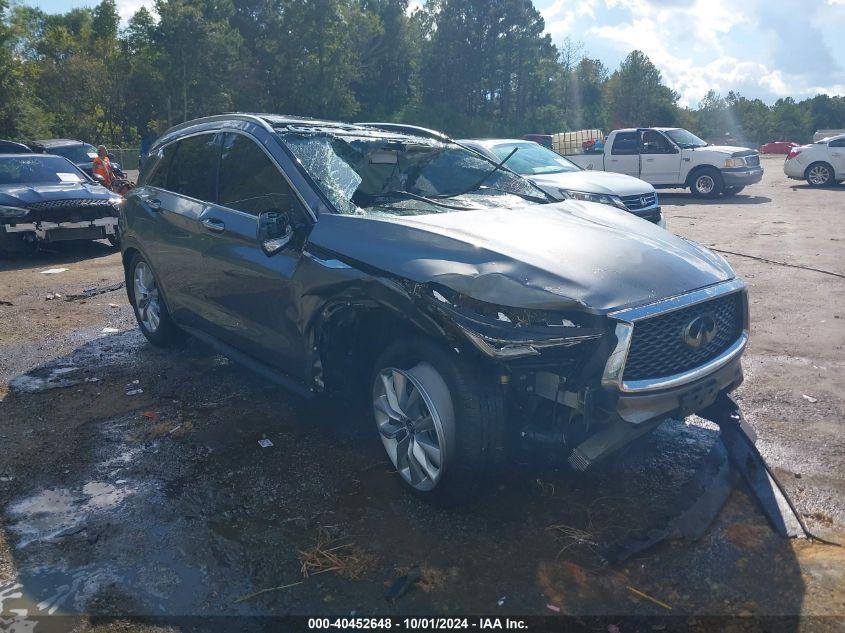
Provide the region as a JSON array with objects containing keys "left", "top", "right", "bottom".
[{"left": 1, "top": 0, "right": 842, "bottom": 147}]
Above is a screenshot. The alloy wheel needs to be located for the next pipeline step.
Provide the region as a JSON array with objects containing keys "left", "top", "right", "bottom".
[
  {"left": 695, "top": 174, "right": 715, "bottom": 194},
  {"left": 133, "top": 261, "right": 161, "bottom": 334},
  {"left": 808, "top": 165, "right": 831, "bottom": 186},
  {"left": 373, "top": 363, "right": 449, "bottom": 491}
]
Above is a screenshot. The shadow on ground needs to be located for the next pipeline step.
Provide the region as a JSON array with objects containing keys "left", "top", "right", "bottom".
[
  {"left": 0, "top": 240, "right": 118, "bottom": 273},
  {"left": 0, "top": 331, "right": 826, "bottom": 628},
  {"left": 659, "top": 192, "right": 772, "bottom": 206}
]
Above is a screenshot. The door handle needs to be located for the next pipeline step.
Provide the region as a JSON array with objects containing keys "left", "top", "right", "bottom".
[
  {"left": 201, "top": 217, "right": 225, "bottom": 233},
  {"left": 145, "top": 198, "right": 161, "bottom": 210},
  {"left": 645, "top": 158, "right": 655, "bottom": 162}
]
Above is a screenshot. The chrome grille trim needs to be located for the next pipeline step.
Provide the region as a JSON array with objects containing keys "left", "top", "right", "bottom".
[{"left": 601, "top": 278, "right": 748, "bottom": 393}]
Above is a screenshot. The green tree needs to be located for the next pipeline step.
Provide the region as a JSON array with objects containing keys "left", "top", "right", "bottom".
[{"left": 603, "top": 50, "right": 678, "bottom": 129}]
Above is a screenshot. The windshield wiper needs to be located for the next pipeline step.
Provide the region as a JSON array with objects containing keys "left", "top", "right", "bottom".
[
  {"left": 473, "top": 185, "right": 550, "bottom": 203},
  {"left": 436, "top": 147, "right": 520, "bottom": 199},
  {"left": 363, "top": 190, "right": 476, "bottom": 211}
]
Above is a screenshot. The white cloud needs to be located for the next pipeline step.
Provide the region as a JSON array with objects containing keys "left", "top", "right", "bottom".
[
  {"left": 115, "top": 0, "right": 155, "bottom": 23},
  {"left": 539, "top": 0, "right": 845, "bottom": 105}
]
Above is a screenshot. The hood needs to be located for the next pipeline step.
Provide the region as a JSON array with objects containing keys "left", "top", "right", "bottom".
[
  {"left": 529, "top": 170, "right": 655, "bottom": 198},
  {"left": 308, "top": 202, "right": 734, "bottom": 313},
  {"left": 0, "top": 182, "right": 115, "bottom": 206},
  {"left": 693, "top": 145, "right": 757, "bottom": 156}
]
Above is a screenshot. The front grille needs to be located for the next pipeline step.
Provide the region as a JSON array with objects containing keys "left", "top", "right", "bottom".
[
  {"left": 745, "top": 155, "right": 760, "bottom": 168},
  {"left": 24, "top": 198, "right": 117, "bottom": 223},
  {"left": 623, "top": 292, "right": 744, "bottom": 382},
  {"left": 621, "top": 192, "right": 657, "bottom": 211}
]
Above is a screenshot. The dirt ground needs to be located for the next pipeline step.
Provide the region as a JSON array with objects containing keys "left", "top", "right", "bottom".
[{"left": 1, "top": 156, "right": 843, "bottom": 629}]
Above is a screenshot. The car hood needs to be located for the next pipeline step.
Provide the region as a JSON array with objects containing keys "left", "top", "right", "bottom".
[
  {"left": 0, "top": 182, "right": 114, "bottom": 206},
  {"left": 529, "top": 170, "right": 654, "bottom": 198},
  {"left": 694, "top": 145, "right": 757, "bottom": 157},
  {"left": 308, "top": 201, "right": 734, "bottom": 313}
]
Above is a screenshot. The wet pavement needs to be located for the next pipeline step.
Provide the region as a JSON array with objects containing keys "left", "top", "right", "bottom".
[{"left": 1, "top": 161, "right": 843, "bottom": 629}]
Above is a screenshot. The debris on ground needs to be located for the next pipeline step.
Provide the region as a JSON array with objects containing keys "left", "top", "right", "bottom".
[
  {"left": 64, "top": 281, "right": 126, "bottom": 301},
  {"left": 626, "top": 585, "right": 672, "bottom": 610},
  {"left": 102, "top": 327, "right": 120, "bottom": 334},
  {"left": 40, "top": 267, "right": 68, "bottom": 274},
  {"left": 384, "top": 566, "right": 421, "bottom": 601},
  {"left": 299, "top": 529, "right": 374, "bottom": 581},
  {"left": 125, "top": 382, "right": 144, "bottom": 396},
  {"left": 258, "top": 439, "right": 274, "bottom": 448},
  {"left": 802, "top": 394, "right": 818, "bottom": 403},
  {"left": 546, "top": 603, "right": 561, "bottom": 613},
  {"left": 547, "top": 524, "right": 597, "bottom": 555},
  {"left": 497, "top": 596, "right": 506, "bottom": 606},
  {"left": 0, "top": 299, "right": 13, "bottom": 306},
  {"left": 142, "top": 411, "right": 158, "bottom": 420}
]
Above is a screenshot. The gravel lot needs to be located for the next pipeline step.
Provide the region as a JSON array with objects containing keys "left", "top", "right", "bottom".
[{"left": 0, "top": 156, "right": 843, "bottom": 628}]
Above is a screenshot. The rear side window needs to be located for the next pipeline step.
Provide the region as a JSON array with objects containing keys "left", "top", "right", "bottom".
[
  {"left": 611, "top": 132, "right": 640, "bottom": 155},
  {"left": 217, "top": 133, "right": 301, "bottom": 216},
  {"left": 167, "top": 133, "right": 218, "bottom": 201},
  {"left": 830, "top": 138, "right": 845, "bottom": 148},
  {"left": 144, "top": 144, "right": 176, "bottom": 188}
]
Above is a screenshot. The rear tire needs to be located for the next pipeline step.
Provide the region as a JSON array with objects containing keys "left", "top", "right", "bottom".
[
  {"left": 805, "top": 162, "right": 834, "bottom": 187},
  {"left": 371, "top": 339, "right": 505, "bottom": 506},
  {"left": 723, "top": 186, "right": 744, "bottom": 196},
  {"left": 690, "top": 167, "right": 724, "bottom": 198},
  {"left": 126, "top": 252, "right": 183, "bottom": 347}
]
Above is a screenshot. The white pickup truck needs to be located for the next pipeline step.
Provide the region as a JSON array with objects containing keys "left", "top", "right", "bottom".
[{"left": 565, "top": 128, "right": 763, "bottom": 198}]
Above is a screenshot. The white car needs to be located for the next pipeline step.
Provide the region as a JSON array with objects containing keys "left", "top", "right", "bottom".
[
  {"left": 459, "top": 138, "right": 665, "bottom": 228},
  {"left": 784, "top": 134, "right": 845, "bottom": 186}
]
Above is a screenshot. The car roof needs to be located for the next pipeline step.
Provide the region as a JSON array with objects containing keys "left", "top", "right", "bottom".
[
  {"left": 31, "top": 139, "right": 86, "bottom": 147},
  {"left": 158, "top": 113, "right": 450, "bottom": 148},
  {"left": 458, "top": 138, "right": 538, "bottom": 147}
]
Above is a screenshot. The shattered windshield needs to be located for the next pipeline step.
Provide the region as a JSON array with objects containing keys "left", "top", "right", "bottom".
[{"left": 280, "top": 130, "right": 547, "bottom": 216}]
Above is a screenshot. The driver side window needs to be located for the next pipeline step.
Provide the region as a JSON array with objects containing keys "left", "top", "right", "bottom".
[
  {"left": 217, "top": 133, "right": 304, "bottom": 217},
  {"left": 641, "top": 130, "right": 675, "bottom": 154}
]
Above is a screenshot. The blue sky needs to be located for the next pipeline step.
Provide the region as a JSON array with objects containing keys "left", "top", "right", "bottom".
[{"left": 17, "top": 0, "right": 845, "bottom": 107}]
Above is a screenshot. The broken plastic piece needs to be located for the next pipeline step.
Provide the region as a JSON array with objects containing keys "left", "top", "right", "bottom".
[
  {"left": 384, "top": 567, "right": 420, "bottom": 601},
  {"left": 258, "top": 439, "right": 274, "bottom": 448}
]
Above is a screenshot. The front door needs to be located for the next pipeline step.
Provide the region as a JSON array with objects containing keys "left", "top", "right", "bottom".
[
  {"left": 607, "top": 131, "right": 640, "bottom": 178},
  {"left": 197, "top": 131, "right": 311, "bottom": 379},
  {"left": 639, "top": 130, "right": 681, "bottom": 185}
]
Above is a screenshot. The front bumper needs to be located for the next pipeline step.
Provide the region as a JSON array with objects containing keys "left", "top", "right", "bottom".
[
  {"left": 2, "top": 217, "right": 118, "bottom": 242},
  {"left": 720, "top": 166, "right": 763, "bottom": 187}
]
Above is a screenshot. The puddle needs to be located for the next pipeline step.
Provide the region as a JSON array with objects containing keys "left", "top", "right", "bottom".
[
  {"left": 8, "top": 481, "right": 134, "bottom": 549},
  {"left": 8, "top": 367, "right": 82, "bottom": 394}
]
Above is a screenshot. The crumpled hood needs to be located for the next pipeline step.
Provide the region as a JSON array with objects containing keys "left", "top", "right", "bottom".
[
  {"left": 530, "top": 170, "right": 655, "bottom": 198},
  {"left": 0, "top": 182, "right": 114, "bottom": 207},
  {"left": 308, "top": 201, "right": 734, "bottom": 313}
]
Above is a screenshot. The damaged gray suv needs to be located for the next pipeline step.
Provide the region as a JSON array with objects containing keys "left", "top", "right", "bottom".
[{"left": 121, "top": 114, "right": 749, "bottom": 504}]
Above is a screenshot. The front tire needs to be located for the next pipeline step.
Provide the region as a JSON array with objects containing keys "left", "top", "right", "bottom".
[
  {"left": 126, "top": 252, "right": 182, "bottom": 347},
  {"left": 690, "top": 167, "right": 724, "bottom": 198},
  {"left": 806, "top": 162, "right": 834, "bottom": 187},
  {"left": 371, "top": 339, "right": 505, "bottom": 505}
]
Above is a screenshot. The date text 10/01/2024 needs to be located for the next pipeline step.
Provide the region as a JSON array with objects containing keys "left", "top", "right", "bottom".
[{"left": 307, "top": 618, "right": 529, "bottom": 630}]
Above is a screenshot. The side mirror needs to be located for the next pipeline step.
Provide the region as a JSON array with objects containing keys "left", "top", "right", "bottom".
[
  {"left": 93, "top": 173, "right": 106, "bottom": 184},
  {"left": 257, "top": 210, "right": 294, "bottom": 256}
]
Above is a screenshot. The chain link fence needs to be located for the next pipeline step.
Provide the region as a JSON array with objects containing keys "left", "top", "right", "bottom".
[{"left": 110, "top": 146, "right": 141, "bottom": 171}]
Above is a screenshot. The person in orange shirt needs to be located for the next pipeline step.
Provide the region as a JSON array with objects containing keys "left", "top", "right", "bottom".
[{"left": 92, "top": 145, "right": 114, "bottom": 188}]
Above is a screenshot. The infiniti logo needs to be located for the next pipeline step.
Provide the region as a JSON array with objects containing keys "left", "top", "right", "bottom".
[{"left": 682, "top": 314, "right": 718, "bottom": 349}]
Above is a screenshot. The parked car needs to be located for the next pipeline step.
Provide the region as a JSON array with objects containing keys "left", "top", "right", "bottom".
[
  {"left": 28, "top": 139, "right": 124, "bottom": 179},
  {"left": 564, "top": 128, "right": 763, "bottom": 198},
  {"left": 0, "top": 139, "right": 33, "bottom": 154},
  {"left": 0, "top": 154, "right": 122, "bottom": 256},
  {"left": 459, "top": 138, "right": 664, "bottom": 227},
  {"left": 122, "top": 113, "right": 749, "bottom": 504},
  {"left": 521, "top": 134, "right": 553, "bottom": 149},
  {"left": 784, "top": 134, "right": 845, "bottom": 186},
  {"left": 760, "top": 141, "right": 798, "bottom": 155}
]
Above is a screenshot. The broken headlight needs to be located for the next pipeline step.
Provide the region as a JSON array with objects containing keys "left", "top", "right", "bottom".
[
  {"left": 0, "top": 205, "right": 30, "bottom": 219},
  {"left": 422, "top": 284, "right": 603, "bottom": 359}
]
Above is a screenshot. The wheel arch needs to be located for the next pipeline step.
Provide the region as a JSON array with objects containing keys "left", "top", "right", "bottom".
[{"left": 685, "top": 163, "right": 720, "bottom": 187}]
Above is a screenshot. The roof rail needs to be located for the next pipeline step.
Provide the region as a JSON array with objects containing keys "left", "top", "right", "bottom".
[
  {"left": 356, "top": 122, "right": 452, "bottom": 142},
  {"left": 160, "top": 113, "right": 276, "bottom": 139}
]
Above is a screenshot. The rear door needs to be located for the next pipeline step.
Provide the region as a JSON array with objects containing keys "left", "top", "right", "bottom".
[
  {"left": 134, "top": 133, "right": 219, "bottom": 326},
  {"left": 607, "top": 132, "right": 640, "bottom": 178},
  {"left": 828, "top": 137, "right": 845, "bottom": 178},
  {"left": 638, "top": 130, "right": 681, "bottom": 185},
  {"left": 197, "top": 131, "right": 311, "bottom": 378}
]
